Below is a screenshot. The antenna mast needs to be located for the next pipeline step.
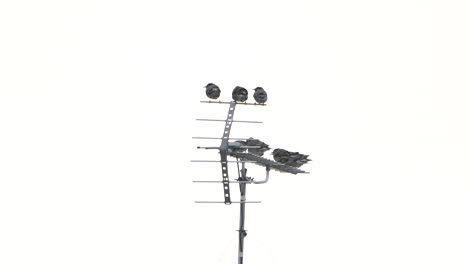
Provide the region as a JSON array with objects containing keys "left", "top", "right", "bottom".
[{"left": 194, "top": 84, "right": 310, "bottom": 263}]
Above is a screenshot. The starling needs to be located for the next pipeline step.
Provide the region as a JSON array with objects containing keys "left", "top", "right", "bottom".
[
  {"left": 272, "top": 148, "right": 290, "bottom": 163},
  {"left": 245, "top": 137, "right": 270, "bottom": 156},
  {"left": 205, "top": 83, "right": 221, "bottom": 100},
  {"left": 253, "top": 87, "right": 268, "bottom": 104},
  {"left": 232, "top": 86, "right": 248, "bottom": 102},
  {"left": 273, "top": 148, "right": 311, "bottom": 168}
]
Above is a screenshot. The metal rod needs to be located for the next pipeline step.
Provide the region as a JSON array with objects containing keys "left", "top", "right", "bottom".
[
  {"left": 197, "top": 146, "right": 221, "bottom": 149},
  {"left": 196, "top": 119, "right": 263, "bottom": 124},
  {"left": 200, "top": 100, "right": 267, "bottom": 106},
  {"left": 191, "top": 160, "right": 256, "bottom": 163},
  {"left": 192, "top": 137, "right": 250, "bottom": 140},
  {"left": 193, "top": 180, "right": 254, "bottom": 183},
  {"left": 195, "top": 201, "right": 260, "bottom": 204},
  {"left": 238, "top": 161, "right": 247, "bottom": 264},
  {"left": 197, "top": 146, "right": 260, "bottom": 150}
]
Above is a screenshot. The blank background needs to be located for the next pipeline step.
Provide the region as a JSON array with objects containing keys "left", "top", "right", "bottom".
[{"left": 1, "top": 0, "right": 467, "bottom": 263}]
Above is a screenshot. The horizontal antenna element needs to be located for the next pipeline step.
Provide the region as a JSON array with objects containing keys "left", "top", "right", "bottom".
[
  {"left": 193, "top": 180, "right": 255, "bottom": 183},
  {"left": 195, "top": 201, "right": 261, "bottom": 203},
  {"left": 200, "top": 100, "right": 267, "bottom": 106},
  {"left": 192, "top": 137, "right": 250, "bottom": 140},
  {"left": 191, "top": 160, "right": 256, "bottom": 163},
  {"left": 196, "top": 119, "right": 262, "bottom": 124}
]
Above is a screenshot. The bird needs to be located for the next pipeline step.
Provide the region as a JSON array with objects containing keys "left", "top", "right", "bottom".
[
  {"left": 205, "top": 83, "right": 221, "bottom": 100},
  {"left": 273, "top": 148, "right": 311, "bottom": 168},
  {"left": 245, "top": 137, "right": 270, "bottom": 156},
  {"left": 253, "top": 87, "right": 268, "bottom": 104},
  {"left": 272, "top": 148, "right": 291, "bottom": 163},
  {"left": 232, "top": 86, "right": 248, "bottom": 102}
]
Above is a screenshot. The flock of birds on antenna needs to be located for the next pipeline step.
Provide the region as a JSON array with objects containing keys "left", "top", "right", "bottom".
[
  {"left": 204, "top": 82, "right": 310, "bottom": 168},
  {"left": 231, "top": 138, "right": 311, "bottom": 168},
  {"left": 205, "top": 83, "right": 268, "bottom": 104}
]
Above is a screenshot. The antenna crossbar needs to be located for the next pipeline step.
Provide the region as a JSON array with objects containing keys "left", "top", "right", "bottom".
[
  {"left": 200, "top": 100, "right": 266, "bottom": 106},
  {"left": 196, "top": 119, "right": 262, "bottom": 124},
  {"left": 197, "top": 146, "right": 261, "bottom": 150},
  {"left": 193, "top": 180, "right": 255, "bottom": 183},
  {"left": 192, "top": 137, "right": 250, "bottom": 140},
  {"left": 195, "top": 201, "right": 261, "bottom": 204},
  {"left": 191, "top": 160, "right": 256, "bottom": 163}
]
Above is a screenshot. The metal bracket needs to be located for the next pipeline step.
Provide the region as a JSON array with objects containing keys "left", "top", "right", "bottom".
[
  {"left": 219, "top": 101, "right": 237, "bottom": 204},
  {"left": 252, "top": 166, "right": 270, "bottom": 184}
]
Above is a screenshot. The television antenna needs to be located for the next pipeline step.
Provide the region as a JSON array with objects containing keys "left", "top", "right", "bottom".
[{"left": 193, "top": 85, "right": 310, "bottom": 263}]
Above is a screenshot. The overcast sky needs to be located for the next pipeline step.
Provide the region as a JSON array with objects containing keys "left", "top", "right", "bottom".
[{"left": 1, "top": 1, "right": 468, "bottom": 263}]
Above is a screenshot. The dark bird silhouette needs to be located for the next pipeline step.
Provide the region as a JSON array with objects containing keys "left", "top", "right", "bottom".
[
  {"left": 273, "top": 148, "right": 311, "bottom": 168},
  {"left": 205, "top": 83, "right": 221, "bottom": 99},
  {"left": 232, "top": 86, "right": 248, "bottom": 102},
  {"left": 273, "top": 148, "right": 291, "bottom": 163},
  {"left": 253, "top": 87, "right": 268, "bottom": 104},
  {"left": 245, "top": 137, "right": 270, "bottom": 156}
]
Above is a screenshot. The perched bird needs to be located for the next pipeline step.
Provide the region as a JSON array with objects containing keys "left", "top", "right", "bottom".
[
  {"left": 273, "top": 148, "right": 311, "bottom": 168},
  {"left": 245, "top": 137, "right": 270, "bottom": 156},
  {"left": 253, "top": 87, "right": 268, "bottom": 104},
  {"left": 205, "top": 83, "right": 221, "bottom": 99},
  {"left": 232, "top": 86, "right": 248, "bottom": 102},
  {"left": 272, "top": 148, "right": 291, "bottom": 163}
]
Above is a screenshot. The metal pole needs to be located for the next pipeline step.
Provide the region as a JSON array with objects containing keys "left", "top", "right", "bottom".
[{"left": 238, "top": 161, "right": 247, "bottom": 264}]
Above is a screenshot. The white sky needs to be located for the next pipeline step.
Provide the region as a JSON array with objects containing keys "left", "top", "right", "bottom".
[{"left": 1, "top": 0, "right": 468, "bottom": 263}]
